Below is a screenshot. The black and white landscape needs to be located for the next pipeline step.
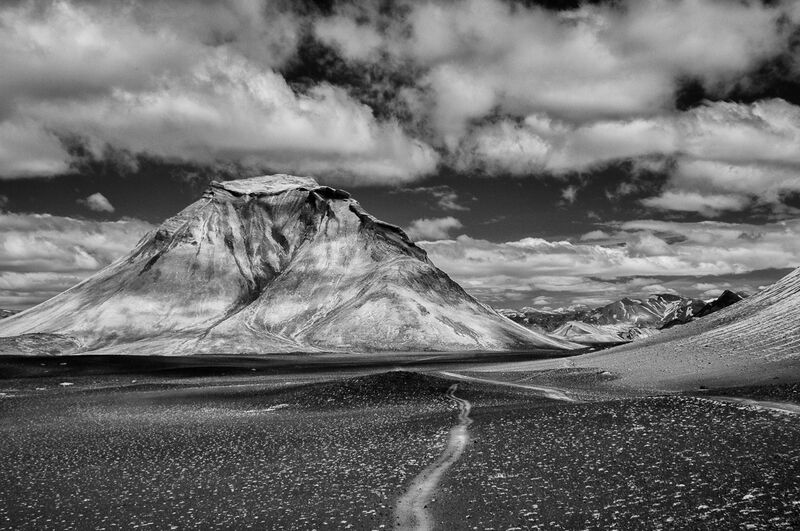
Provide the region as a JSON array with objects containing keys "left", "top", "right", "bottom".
[{"left": 1, "top": 1, "right": 800, "bottom": 530}]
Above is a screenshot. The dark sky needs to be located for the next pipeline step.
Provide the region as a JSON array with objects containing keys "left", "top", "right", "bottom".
[{"left": 2, "top": 0, "right": 800, "bottom": 309}]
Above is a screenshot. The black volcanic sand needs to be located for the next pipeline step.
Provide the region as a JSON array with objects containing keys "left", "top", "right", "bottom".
[
  {"left": 434, "top": 396, "right": 800, "bottom": 530},
  {"left": 0, "top": 351, "right": 578, "bottom": 383},
  {"left": 0, "top": 370, "right": 543, "bottom": 530},
  {"left": 692, "top": 382, "right": 800, "bottom": 403},
  {"left": 1, "top": 364, "right": 799, "bottom": 530}
]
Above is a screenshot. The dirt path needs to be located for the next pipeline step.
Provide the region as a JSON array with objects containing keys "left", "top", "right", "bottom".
[
  {"left": 395, "top": 384, "right": 472, "bottom": 531},
  {"left": 701, "top": 396, "right": 800, "bottom": 415},
  {"left": 438, "top": 370, "right": 578, "bottom": 403}
]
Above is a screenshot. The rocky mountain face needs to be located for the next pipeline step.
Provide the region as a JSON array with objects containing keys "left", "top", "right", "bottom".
[
  {"left": 697, "top": 290, "right": 745, "bottom": 318},
  {"left": 585, "top": 294, "right": 706, "bottom": 328},
  {"left": 500, "top": 292, "right": 745, "bottom": 347},
  {"left": 0, "top": 175, "right": 578, "bottom": 355}
]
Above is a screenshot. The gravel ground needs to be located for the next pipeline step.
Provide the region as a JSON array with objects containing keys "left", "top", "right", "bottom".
[
  {"left": 1, "top": 369, "right": 799, "bottom": 530},
  {"left": 1, "top": 373, "right": 460, "bottom": 530},
  {"left": 435, "top": 395, "right": 800, "bottom": 530}
]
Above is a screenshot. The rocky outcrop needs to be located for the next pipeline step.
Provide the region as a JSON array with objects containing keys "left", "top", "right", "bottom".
[
  {"left": 696, "top": 290, "right": 745, "bottom": 318},
  {"left": 0, "top": 175, "right": 578, "bottom": 355}
]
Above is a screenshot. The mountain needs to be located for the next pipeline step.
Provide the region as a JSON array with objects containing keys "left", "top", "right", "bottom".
[
  {"left": 0, "top": 175, "right": 577, "bottom": 355},
  {"left": 549, "top": 321, "right": 659, "bottom": 347},
  {"left": 696, "top": 290, "right": 745, "bottom": 318},
  {"left": 584, "top": 294, "right": 706, "bottom": 328},
  {"left": 501, "top": 294, "right": 723, "bottom": 347},
  {"left": 497, "top": 306, "right": 591, "bottom": 332},
  {"left": 560, "top": 267, "right": 800, "bottom": 389},
  {"left": 660, "top": 290, "right": 746, "bottom": 329}
]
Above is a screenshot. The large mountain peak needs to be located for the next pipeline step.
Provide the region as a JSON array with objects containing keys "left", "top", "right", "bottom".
[{"left": 0, "top": 174, "right": 577, "bottom": 355}]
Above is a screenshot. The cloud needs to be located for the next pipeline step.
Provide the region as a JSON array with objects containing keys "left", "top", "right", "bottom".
[
  {"left": 3, "top": 0, "right": 800, "bottom": 196},
  {"left": 77, "top": 192, "right": 115, "bottom": 213},
  {"left": 0, "top": 119, "right": 70, "bottom": 177},
  {"left": 641, "top": 191, "right": 751, "bottom": 217},
  {"left": 580, "top": 230, "right": 611, "bottom": 241},
  {"left": 0, "top": 1, "right": 437, "bottom": 184},
  {"left": 390, "top": 0, "right": 795, "bottom": 140},
  {"left": 455, "top": 113, "right": 677, "bottom": 175},
  {"left": 420, "top": 218, "right": 800, "bottom": 306},
  {"left": 0, "top": 271, "right": 85, "bottom": 309},
  {"left": 312, "top": 1, "right": 800, "bottom": 212},
  {"left": 12, "top": 52, "right": 438, "bottom": 184},
  {"left": 314, "top": 15, "right": 384, "bottom": 62},
  {"left": 0, "top": 213, "right": 153, "bottom": 308},
  {"left": 561, "top": 185, "right": 578, "bottom": 204},
  {"left": 405, "top": 216, "right": 463, "bottom": 241},
  {"left": 453, "top": 98, "right": 800, "bottom": 215},
  {"left": 401, "top": 186, "right": 470, "bottom": 211}
]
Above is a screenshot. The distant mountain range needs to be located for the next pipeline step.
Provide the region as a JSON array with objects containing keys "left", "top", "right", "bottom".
[
  {"left": 498, "top": 291, "right": 745, "bottom": 347},
  {"left": 0, "top": 175, "right": 577, "bottom": 355},
  {"left": 561, "top": 266, "right": 800, "bottom": 389}
]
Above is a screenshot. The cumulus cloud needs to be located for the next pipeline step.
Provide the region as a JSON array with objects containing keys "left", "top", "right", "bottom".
[
  {"left": 405, "top": 216, "right": 463, "bottom": 241},
  {"left": 389, "top": 0, "right": 794, "bottom": 139},
  {"left": 0, "top": 120, "right": 70, "bottom": 177},
  {"left": 454, "top": 99, "right": 800, "bottom": 215},
  {"left": 3, "top": 0, "right": 800, "bottom": 200},
  {"left": 455, "top": 113, "right": 677, "bottom": 175},
  {"left": 77, "top": 192, "right": 115, "bottom": 213},
  {"left": 314, "top": 15, "right": 384, "bottom": 62},
  {"left": 314, "top": 1, "right": 800, "bottom": 212},
  {"left": 0, "top": 213, "right": 153, "bottom": 308},
  {"left": 420, "top": 218, "right": 800, "bottom": 306},
  {"left": 0, "top": 1, "right": 436, "bottom": 184},
  {"left": 21, "top": 54, "right": 438, "bottom": 183}
]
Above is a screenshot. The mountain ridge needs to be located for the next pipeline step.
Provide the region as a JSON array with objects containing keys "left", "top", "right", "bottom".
[{"left": 498, "top": 291, "right": 746, "bottom": 347}]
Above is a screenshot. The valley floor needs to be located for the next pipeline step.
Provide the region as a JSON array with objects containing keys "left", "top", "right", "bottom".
[{"left": 1, "top": 355, "right": 799, "bottom": 530}]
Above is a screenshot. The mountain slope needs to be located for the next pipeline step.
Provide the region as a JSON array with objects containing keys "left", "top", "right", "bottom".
[
  {"left": 560, "top": 267, "right": 800, "bottom": 389},
  {"left": 551, "top": 321, "right": 659, "bottom": 347},
  {"left": 551, "top": 321, "right": 660, "bottom": 346},
  {"left": 0, "top": 175, "right": 577, "bottom": 355}
]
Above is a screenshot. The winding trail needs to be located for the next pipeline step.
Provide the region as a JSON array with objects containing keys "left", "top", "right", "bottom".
[
  {"left": 395, "top": 384, "right": 472, "bottom": 531},
  {"left": 438, "top": 371, "right": 578, "bottom": 403}
]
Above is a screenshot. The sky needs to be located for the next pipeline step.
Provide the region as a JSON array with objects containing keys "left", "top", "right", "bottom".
[{"left": 2, "top": 0, "right": 800, "bottom": 310}]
